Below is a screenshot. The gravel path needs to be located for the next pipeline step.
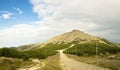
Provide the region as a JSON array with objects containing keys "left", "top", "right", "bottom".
[{"left": 59, "top": 50, "right": 110, "bottom": 70}]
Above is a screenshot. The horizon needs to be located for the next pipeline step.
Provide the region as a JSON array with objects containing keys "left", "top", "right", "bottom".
[{"left": 0, "top": 0, "right": 120, "bottom": 47}]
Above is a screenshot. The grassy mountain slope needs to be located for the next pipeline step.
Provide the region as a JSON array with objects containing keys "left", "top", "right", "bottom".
[
  {"left": 12, "top": 30, "right": 120, "bottom": 59},
  {"left": 17, "top": 30, "right": 119, "bottom": 50},
  {"left": 17, "top": 30, "right": 107, "bottom": 50},
  {"left": 64, "top": 41, "right": 120, "bottom": 56}
]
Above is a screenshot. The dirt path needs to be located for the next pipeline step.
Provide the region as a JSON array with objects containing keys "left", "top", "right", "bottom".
[
  {"left": 59, "top": 50, "right": 110, "bottom": 70},
  {"left": 17, "top": 59, "right": 45, "bottom": 70}
]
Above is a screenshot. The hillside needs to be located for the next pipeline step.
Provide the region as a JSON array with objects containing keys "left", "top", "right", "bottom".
[
  {"left": 44, "top": 30, "right": 105, "bottom": 44},
  {"left": 17, "top": 43, "right": 44, "bottom": 51},
  {"left": 17, "top": 44, "right": 35, "bottom": 51},
  {"left": 17, "top": 30, "right": 119, "bottom": 50}
]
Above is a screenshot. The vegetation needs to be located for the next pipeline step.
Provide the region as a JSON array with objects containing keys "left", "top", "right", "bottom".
[
  {"left": 0, "top": 57, "right": 20, "bottom": 70},
  {"left": 0, "top": 43, "right": 70, "bottom": 60},
  {"left": 64, "top": 42, "right": 120, "bottom": 56},
  {"left": 0, "top": 57, "right": 33, "bottom": 70},
  {"left": 43, "top": 43, "right": 70, "bottom": 50},
  {"left": 41, "top": 53, "right": 61, "bottom": 70},
  {"left": 0, "top": 48, "right": 25, "bottom": 59},
  {"left": 0, "top": 43, "right": 68, "bottom": 70}
]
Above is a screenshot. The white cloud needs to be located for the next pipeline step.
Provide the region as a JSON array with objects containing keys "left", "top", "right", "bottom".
[
  {"left": 0, "top": 24, "right": 40, "bottom": 47},
  {"left": 1, "top": 11, "right": 13, "bottom": 19},
  {"left": 2, "top": 14, "right": 10, "bottom": 19},
  {"left": 29, "top": 0, "right": 120, "bottom": 43},
  {"left": 30, "top": 0, "right": 60, "bottom": 19},
  {"left": 0, "top": 0, "right": 120, "bottom": 47},
  {"left": 14, "top": 8, "right": 23, "bottom": 14},
  {"left": 54, "top": 0, "right": 120, "bottom": 22},
  {"left": 29, "top": 0, "right": 120, "bottom": 22},
  {"left": 0, "top": 20, "right": 99, "bottom": 47}
]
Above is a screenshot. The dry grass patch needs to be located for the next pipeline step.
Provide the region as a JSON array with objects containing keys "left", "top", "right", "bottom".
[
  {"left": 99, "top": 59, "right": 120, "bottom": 70},
  {"left": 41, "top": 53, "right": 61, "bottom": 70},
  {"left": 0, "top": 57, "right": 34, "bottom": 70}
]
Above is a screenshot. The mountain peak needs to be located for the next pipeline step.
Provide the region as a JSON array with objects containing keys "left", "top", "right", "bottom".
[
  {"left": 19, "top": 30, "right": 110, "bottom": 50},
  {"left": 43, "top": 29, "right": 105, "bottom": 44},
  {"left": 71, "top": 29, "right": 83, "bottom": 33},
  {"left": 72, "top": 29, "right": 80, "bottom": 32}
]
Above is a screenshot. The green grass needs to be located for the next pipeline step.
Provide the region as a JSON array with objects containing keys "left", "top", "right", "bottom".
[
  {"left": 43, "top": 43, "right": 71, "bottom": 50},
  {"left": 0, "top": 43, "right": 69, "bottom": 70},
  {"left": 64, "top": 42, "right": 120, "bottom": 56},
  {"left": 0, "top": 43, "right": 71, "bottom": 60}
]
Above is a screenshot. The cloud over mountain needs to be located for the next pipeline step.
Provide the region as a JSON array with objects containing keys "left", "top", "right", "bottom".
[{"left": 0, "top": 0, "right": 120, "bottom": 47}]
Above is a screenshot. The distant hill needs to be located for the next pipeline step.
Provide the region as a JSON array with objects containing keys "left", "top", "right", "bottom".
[{"left": 17, "top": 44, "right": 35, "bottom": 51}]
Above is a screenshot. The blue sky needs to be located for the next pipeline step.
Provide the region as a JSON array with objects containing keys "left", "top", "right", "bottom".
[
  {"left": 0, "top": 0, "right": 120, "bottom": 47},
  {"left": 0, "top": 0, "right": 39, "bottom": 29}
]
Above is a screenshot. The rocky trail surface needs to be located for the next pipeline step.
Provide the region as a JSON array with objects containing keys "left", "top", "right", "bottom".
[{"left": 59, "top": 50, "right": 110, "bottom": 70}]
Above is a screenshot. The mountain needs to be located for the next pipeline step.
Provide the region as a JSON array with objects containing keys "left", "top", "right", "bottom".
[
  {"left": 17, "top": 30, "right": 119, "bottom": 50},
  {"left": 43, "top": 30, "right": 106, "bottom": 44}
]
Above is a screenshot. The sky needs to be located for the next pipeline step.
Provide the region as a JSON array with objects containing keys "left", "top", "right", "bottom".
[{"left": 0, "top": 0, "right": 120, "bottom": 47}]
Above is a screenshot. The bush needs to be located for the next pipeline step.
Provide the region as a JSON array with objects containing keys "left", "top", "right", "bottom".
[
  {"left": 0, "top": 48, "right": 22, "bottom": 59},
  {"left": 0, "top": 43, "right": 71, "bottom": 60},
  {"left": 64, "top": 43, "right": 120, "bottom": 56}
]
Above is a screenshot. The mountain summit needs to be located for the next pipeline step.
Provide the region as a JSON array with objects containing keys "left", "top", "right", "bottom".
[
  {"left": 44, "top": 30, "right": 105, "bottom": 44},
  {"left": 17, "top": 30, "right": 119, "bottom": 50}
]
